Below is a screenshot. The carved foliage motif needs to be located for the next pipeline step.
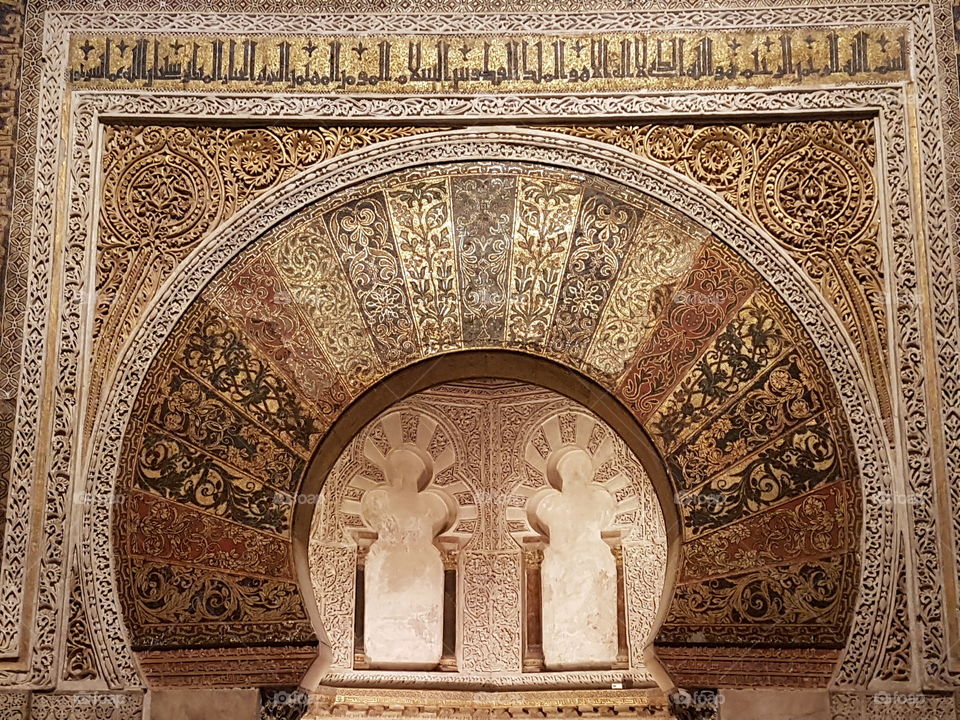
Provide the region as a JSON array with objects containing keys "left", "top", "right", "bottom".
[
  {"left": 29, "top": 694, "right": 143, "bottom": 720},
  {"left": 873, "top": 542, "right": 912, "bottom": 683},
  {"left": 0, "top": 0, "right": 23, "bottom": 566},
  {"left": 460, "top": 551, "right": 524, "bottom": 673},
  {"left": 137, "top": 646, "right": 315, "bottom": 689},
  {"left": 307, "top": 687, "right": 671, "bottom": 718},
  {"left": 829, "top": 693, "right": 957, "bottom": 720},
  {"left": 0, "top": 691, "right": 28, "bottom": 720},
  {"left": 63, "top": 552, "right": 98, "bottom": 682},
  {"left": 956, "top": 3, "right": 960, "bottom": 95},
  {"left": 623, "top": 542, "right": 666, "bottom": 665},
  {"left": 308, "top": 544, "right": 355, "bottom": 670}
]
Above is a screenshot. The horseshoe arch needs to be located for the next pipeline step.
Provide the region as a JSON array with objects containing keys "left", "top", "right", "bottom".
[{"left": 89, "top": 128, "right": 892, "bottom": 691}]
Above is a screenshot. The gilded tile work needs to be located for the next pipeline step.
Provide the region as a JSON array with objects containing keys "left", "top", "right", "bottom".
[
  {"left": 0, "top": 0, "right": 23, "bottom": 559},
  {"left": 112, "top": 160, "right": 861, "bottom": 686},
  {"left": 550, "top": 121, "right": 889, "bottom": 436}
]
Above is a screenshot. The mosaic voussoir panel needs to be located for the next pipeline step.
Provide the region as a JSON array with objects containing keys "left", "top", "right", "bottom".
[
  {"left": 678, "top": 413, "right": 846, "bottom": 538},
  {"left": 114, "top": 158, "right": 861, "bottom": 681},
  {"left": 123, "top": 491, "right": 293, "bottom": 578},
  {"left": 647, "top": 291, "right": 798, "bottom": 455},
  {"left": 114, "top": 296, "right": 322, "bottom": 651},
  {"left": 145, "top": 363, "right": 307, "bottom": 495},
  {"left": 661, "top": 552, "right": 860, "bottom": 647},
  {"left": 119, "top": 559, "right": 314, "bottom": 650},
  {"left": 679, "top": 482, "right": 855, "bottom": 582},
  {"left": 550, "top": 121, "right": 889, "bottom": 438},
  {"left": 171, "top": 300, "right": 324, "bottom": 453},
  {"left": 616, "top": 241, "right": 757, "bottom": 420}
]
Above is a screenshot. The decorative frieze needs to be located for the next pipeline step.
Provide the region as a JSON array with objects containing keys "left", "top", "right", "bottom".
[{"left": 66, "top": 28, "right": 909, "bottom": 95}]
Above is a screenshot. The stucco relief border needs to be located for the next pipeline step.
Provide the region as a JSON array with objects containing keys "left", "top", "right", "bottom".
[
  {"left": 912, "top": 5, "right": 960, "bottom": 677},
  {"left": 0, "top": 1, "right": 955, "bottom": 695},
  {"left": 77, "top": 125, "right": 893, "bottom": 689},
  {"left": 16, "top": 4, "right": 932, "bottom": 34}
]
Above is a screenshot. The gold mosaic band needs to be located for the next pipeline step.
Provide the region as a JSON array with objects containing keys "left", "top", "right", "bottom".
[{"left": 68, "top": 28, "right": 909, "bottom": 94}]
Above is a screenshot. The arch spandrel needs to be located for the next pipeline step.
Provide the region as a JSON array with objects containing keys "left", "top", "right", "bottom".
[{"left": 104, "top": 131, "right": 881, "bottom": 690}]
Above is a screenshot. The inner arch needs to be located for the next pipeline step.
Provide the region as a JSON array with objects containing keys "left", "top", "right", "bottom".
[
  {"left": 306, "top": 374, "right": 669, "bottom": 695},
  {"left": 293, "top": 352, "right": 680, "bottom": 688}
]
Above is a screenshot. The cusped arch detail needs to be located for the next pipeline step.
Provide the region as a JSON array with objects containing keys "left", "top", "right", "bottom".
[{"left": 89, "top": 128, "right": 892, "bottom": 691}]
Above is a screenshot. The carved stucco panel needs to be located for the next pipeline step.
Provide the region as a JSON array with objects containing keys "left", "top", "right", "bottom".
[
  {"left": 623, "top": 542, "right": 666, "bottom": 667},
  {"left": 309, "top": 544, "right": 356, "bottom": 671},
  {"left": 460, "top": 551, "right": 523, "bottom": 674}
]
